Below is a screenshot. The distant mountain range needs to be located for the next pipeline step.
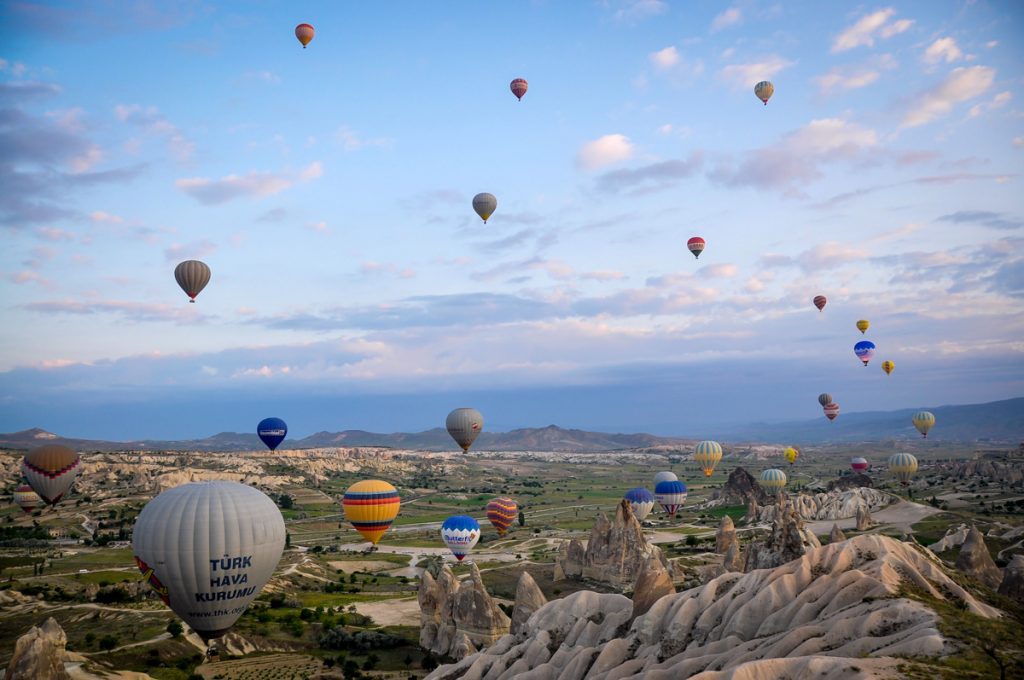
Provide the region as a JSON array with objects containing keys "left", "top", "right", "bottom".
[{"left": 1, "top": 397, "right": 1020, "bottom": 452}]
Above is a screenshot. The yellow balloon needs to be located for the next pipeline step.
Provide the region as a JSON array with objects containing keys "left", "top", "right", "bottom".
[
  {"left": 783, "top": 447, "right": 798, "bottom": 465},
  {"left": 882, "top": 360, "right": 894, "bottom": 375},
  {"left": 342, "top": 480, "right": 400, "bottom": 544},
  {"left": 856, "top": 319, "right": 870, "bottom": 334}
]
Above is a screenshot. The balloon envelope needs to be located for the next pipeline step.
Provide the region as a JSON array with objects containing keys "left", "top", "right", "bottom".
[
  {"left": 818, "top": 393, "right": 833, "bottom": 407},
  {"left": 446, "top": 408, "right": 484, "bottom": 452},
  {"left": 754, "top": 80, "right": 774, "bottom": 104},
  {"left": 912, "top": 411, "right": 935, "bottom": 438},
  {"left": 850, "top": 457, "right": 869, "bottom": 473},
  {"left": 21, "top": 445, "right": 81, "bottom": 505},
  {"left": 759, "top": 468, "right": 787, "bottom": 492},
  {"left": 486, "top": 497, "right": 518, "bottom": 536},
  {"left": 687, "top": 236, "right": 705, "bottom": 259},
  {"left": 295, "top": 23, "right": 314, "bottom": 47},
  {"left": 343, "top": 480, "right": 400, "bottom": 544},
  {"left": 510, "top": 78, "right": 528, "bottom": 100},
  {"left": 882, "top": 360, "right": 895, "bottom": 375},
  {"left": 256, "top": 417, "right": 287, "bottom": 451},
  {"left": 823, "top": 403, "right": 840, "bottom": 421},
  {"left": 888, "top": 453, "right": 918, "bottom": 486},
  {"left": 854, "top": 340, "right": 876, "bottom": 366},
  {"left": 813, "top": 295, "right": 827, "bottom": 312},
  {"left": 472, "top": 193, "right": 497, "bottom": 223},
  {"left": 132, "top": 481, "right": 285, "bottom": 641},
  {"left": 694, "top": 441, "right": 723, "bottom": 477},
  {"left": 783, "top": 447, "right": 798, "bottom": 465},
  {"left": 653, "top": 471, "right": 678, "bottom": 485},
  {"left": 13, "top": 484, "right": 41, "bottom": 514},
  {"left": 623, "top": 487, "right": 655, "bottom": 521},
  {"left": 174, "top": 260, "right": 211, "bottom": 302},
  {"left": 441, "top": 515, "right": 480, "bottom": 561},
  {"left": 654, "top": 480, "right": 687, "bottom": 517},
  {"left": 856, "top": 319, "right": 870, "bottom": 334}
]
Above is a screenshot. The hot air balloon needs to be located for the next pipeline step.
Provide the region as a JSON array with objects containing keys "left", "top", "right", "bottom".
[
  {"left": 882, "top": 360, "right": 894, "bottom": 376},
  {"left": 624, "top": 487, "right": 655, "bottom": 521},
  {"left": 295, "top": 23, "right": 314, "bottom": 48},
  {"left": 132, "top": 481, "right": 285, "bottom": 641},
  {"left": 343, "top": 480, "right": 400, "bottom": 545},
  {"left": 441, "top": 515, "right": 480, "bottom": 561},
  {"left": 687, "top": 236, "right": 705, "bottom": 259},
  {"left": 912, "top": 411, "right": 935, "bottom": 438},
  {"left": 856, "top": 319, "right": 870, "bottom": 334},
  {"left": 888, "top": 453, "right": 918, "bottom": 486},
  {"left": 813, "top": 295, "right": 827, "bottom": 312},
  {"left": 694, "top": 440, "right": 723, "bottom": 477},
  {"left": 472, "top": 193, "right": 497, "bottom": 223},
  {"left": 818, "top": 393, "right": 833, "bottom": 408},
  {"left": 754, "top": 80, "right": 774, "bottom": 105},
  {"left": 759, "top": 468, "right": 787, "bottom": 493},
  {"left": 850, "top": 457, "right": 869, "bottom": 473},
  {"left": 21, "top": 445, "right": 81, "bottom": 506},
  {"left": 653, "top": 471, "right": 678, "bottom": 485},
  {"left": 446, "top": 408, "right": 484, "bottom": 452},
  {"left": 13, "top": 484, "right": 41, "bottom": 514},
  {"left": 256, "top": 417, "right": 287, "bottom": 451},
  {"left": 854, "top": 340, "right": 875, "bottom": 366},
  {"left": 654, "top": 480, "right": 687, "bottom": 517},
  {"left": 486, "top": 497, "right": 518, "bottom": 536},
  {"left": 510, "top": 78, "right": 528, "bottom": 101},
  {"left": 783, "top": 446, "right": 798, "bottom": 466},
  {"left": 823, "top": 403, "right": 840, "bottom": 421},
  {"left": 174, "top": 260, "right": 211, "bottom": 303}
]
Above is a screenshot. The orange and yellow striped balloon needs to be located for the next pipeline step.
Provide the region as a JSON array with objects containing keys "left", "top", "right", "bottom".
[
  {"left": 486, "top": 497, "right": 518, "bottom": 536},
  {"left": 342, "top": 480, "right": 400, "bottom": 545}
]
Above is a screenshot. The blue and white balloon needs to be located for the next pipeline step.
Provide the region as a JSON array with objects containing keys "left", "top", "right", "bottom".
[
  {"left": 654, "top": 480, "right": 688, "bottom": 518},
  {"left": 441, "top": 515, "right": 481, "bottom": 562},
  {"left": 624, "top": 487, "right": 655, "bottom": 521}
]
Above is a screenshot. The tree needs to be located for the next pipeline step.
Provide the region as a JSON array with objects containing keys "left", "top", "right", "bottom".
[
  {"left": 99, "top": 635, "right": 119, "bottom": 651},
  {"left": 279, "top": 494, "right": 294, "bottom": 510},
  {"left": 167, "top": 620, "right": 183, "bottom": 638},
  {"left": 518, "top": 511, "right": 526, "bottom": 527},
  {"left": 285, "top": 532, "right": 291, "bottom": 548}
]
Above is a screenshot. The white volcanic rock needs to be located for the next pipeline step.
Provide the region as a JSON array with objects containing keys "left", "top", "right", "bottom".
[
  {"left": 418, "top": 563, "right": 510, "bottom": 660},
  {"left": 631, "top": 554, "right": 675, "bottom": 617},
  {"left": 715, "top": 516, "right": 737, "bottom": 555},
  {"left": 829, "top": 524, "right": 847, "bottom": 543},
  {"left": 955, "top": 526, "right": 1003, "bottom": 590},
  {"left": 511, "top": 571, "right": 547, "bottom": 636},
  {"left": 928, "top": 523, "right": 969, "bottom": 553},
  {"left": 4, "top": 617, "right": 69, "bottom": 680},
  {"left": 856, "top": 505, "right": 874, "bottom": 532},
  {"left": 743, "top": 501, "right": 820, "bottom": 572},
  {"left": 757, "top": 488, "right": 891, "bottom": 523},
  {"left": 427, "top": 535, "right": 999, "bottom": 680}
]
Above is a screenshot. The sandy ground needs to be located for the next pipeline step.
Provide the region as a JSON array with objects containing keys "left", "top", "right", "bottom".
[
  {"left": 352, "top": 596, "right": 422, "bottom": 627},
  {"left": 328, "top": 559, "right": 402, "bottom": 573},
  {"left": 806, "top": 500, "right": 941, "bottom": 536}
]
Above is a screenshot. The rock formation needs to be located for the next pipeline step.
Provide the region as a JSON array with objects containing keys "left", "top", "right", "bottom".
[
  {"left": 928, "top": 523, "right": 969, "bottom": 553},
  {"left": 743, "top": 500, "right": 821, "bottom": 572},
  {"left": 856, "top": 504, "right": 874, "bottom": 531},
  {"left": 712, "top": 466, "right": 769, "bottom": 506},
  {"left": 510, "top": 571, "right": 547, "bottom": 636},
  {"left": 554, "top": 500, "right": 668, "bottom": 588},
  {"left": 955, "top": 526, "right": 1003, "bottom": 590},
  {"left": 829, "top": 523, "right": 847, "bottom": 543},
  {"left": 744, "top": 497, "right": 760, "bottom": 524},
  {"left": 418, "top": 563, "right": 509, "bottom": 660},
  {"left": 631, "top": 554, "right": 675, "bottom": 617},
  {"left": 827, "top": 472, "right": 873, "bottom": 491},
  {"left": 948, "top": 459, "right": 1024, "bottom": 485},
  {"left": 998, "top": 554, "right": 1024, "bottom": 603},
  {"left": 715, "top": 515, "right": 737, "bottom": 555},
  {"left": 756, "top": 487, "right": 891, "bottom": 523},
  {"left": 4, "top": 617, "right": 69, "bottom": 680},
  {"left": 722, "top": 541, "right": 742, "bottom": 572},
  {"left": 426, "top": 535, "right": 998, "bottom": 680}
]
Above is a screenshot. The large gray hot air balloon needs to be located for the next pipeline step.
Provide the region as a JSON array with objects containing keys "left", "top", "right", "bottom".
[
  {"left": 472, "top": 193, "right": 497, "bottom": 223},
  {"left": 653, "top": 471, "right": 677, "bottom": 485},
  {"left": 21, "top": 445, "right": 81, "bottom": 506},
  {"left": 132, "top": 482, "right": 285, "bottom": 641},
  {"left": 174, "top": 260, "right": 211, "bottom": 303},
  {"left": 446, "top": 408, "right": 484, "bottom": 452}
]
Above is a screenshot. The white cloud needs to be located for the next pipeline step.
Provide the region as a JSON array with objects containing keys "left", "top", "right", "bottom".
[
  {"left": 719, "top": 55, "right": 793, "bottom": 90},
  {"left": 969, "top": 91, "right": 1012, "bottom": 118},
  {"left": 335, "top": 125, "right": 394, "bottom": 151},
  {"left": 612, "top": 0, "right": 667, "bottom": 22},
  {"left": 699, "top": 263, "right": 738, "bottom": 278},
  {"left": 710, "top": 7, "right": 741, "bottom": 32},
  {"left": 576, "top": 134, "right": 634, "bottom": 171},
  {"left": 832, "top": 8, "right": 913, "bottom": 53},
  {"left": 816, "top": 67, "right": 880, "bottom": 95},
  {"left": 649, "top": 46, "right": 680, "bottom": 70},
  {"left": 244, "top": 70, "right": 281, "bottom": 84},
  {"left": 902, "top": 66, "right": 996, "bottom": 128},
  {"left": 176, "top": 162, "right": 322, "bottom": 205},
  {"left": 90, "top": 211, "right": 124, "bottom": 224},
  {"left": 114, "top": 103, "right": 194, "bottom": 161},
  {"left": 923, "top": 37, "right": 962, "bottom": 64}
]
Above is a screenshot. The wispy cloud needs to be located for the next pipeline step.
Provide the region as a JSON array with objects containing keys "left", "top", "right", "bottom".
[
  {"left": 595, "top": 152, "right": 704, "bottom": 194},
  {"left": 718, "top": 55, "right": 793, "bottom": 90},
  {"left": 114, "top": 103, "right": 194, "bottom": 161},
  {"left": 175, "top": 162, "right": 323, "bottom": 205},
  {"left": 23, "top": 299, "right": 211, "bottom": 324},
  {"left": 710, "top": 7, "right": 741, "bottom": 32},
  {"left": 576, "top": 134, "right": 634, "bottom": 171},
  {"left": 335, "top": 125, "right": 394, "bottom": 151},
  {"left": 937, "top": 210, "right": 1022, "bottom": 231},
  {"left": 815, "top": 55, "right": 896, "bottom": 95},
  {"left": 610, "top": 0, "right": 667, "bottom": 22},
  {"left": 649, "top": 46, "right": 679, "bottom": 70},
  {"left": 164, "top": 240, "right": 217, "bottom": 262},
  {"left": 922, "top": 37, "right": 963, "bottom": 65},
  {"left": 360, "top": 261, "right": 416, "bottom": 278},
  {"left": 902, "top": 66, "right": 995, "bottom": 127},
  {"left": 832, "top": 8, "right": 913, "bottom": 53}
]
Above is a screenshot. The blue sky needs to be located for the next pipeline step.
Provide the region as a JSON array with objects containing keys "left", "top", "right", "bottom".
[{"left": 1, "top": 1, "right": 1022, "bottom": 439}]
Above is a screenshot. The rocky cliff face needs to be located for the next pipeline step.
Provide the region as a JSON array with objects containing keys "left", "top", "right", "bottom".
[
  {"left": 554, "top": 500, "right": 668, "bottom": 588},
  {"left": 998, "top": 554, "right": 1024, "bottom": 603},
  {"left": 712, "top": 467, "right": 769, "bottom": 506},
  {"left": 928, "top": 523, "right": 969, "bottom": 553},
  {"left": 418, "top": 563, "right": 510, "bottom": 660},
  {"left": 426, "top": 535, "right": 1000, "bottom": 680},
  {"left": 631, "top": 554, "right": 675, "bottom": 618},
  {"left": 947, "top": 459, "right": 1024, "bottom": 485},
  {"left": 955, "top": 526, "right": 1003, "bottom": 590},
  {"left": 715, "top": 515, "right": 737, "bottom": 555},
  {"left": 743, "top": 499, "right": 821, "bottom": 572},
  {"left": 4, "top": 617, "right": 69, "bottom": 680},
  {"left": 510, "top": 571, "right": 547, "bottom": 636},
  {"left": 756, "top": 487, "right": 891, "bottom": 523},
  {"left": 827, "top": 472, "right": 873, "bottom": 491}
]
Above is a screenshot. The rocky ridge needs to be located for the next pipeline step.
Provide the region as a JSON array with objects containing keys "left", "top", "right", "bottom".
[
  {"left": 418, "top": 563, "right": 510, "bottom": 660},
  {"left": 426, "top": 534, "right": 1000, "bottom": 680},
  {"left": 755, "top": 487, "right": 891, "bottom": 522}
]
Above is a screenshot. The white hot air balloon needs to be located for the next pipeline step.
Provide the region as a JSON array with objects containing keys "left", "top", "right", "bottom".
[
  {"left": 653, "top": 471, "right": 677, "bottom": 485},
  {"left": 472, "top": 193, "right": 497, "bottom": 223},
  {"left": 446, "top": 408, "right": 484, "bottom": 452},
  {"left": 132, "top": 482, "right": 286, "bottom": 641}
]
